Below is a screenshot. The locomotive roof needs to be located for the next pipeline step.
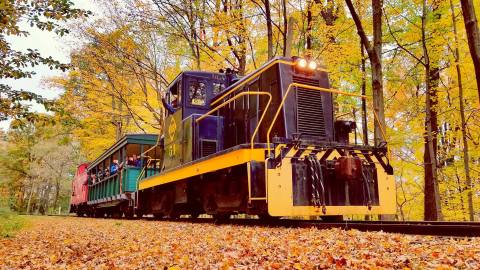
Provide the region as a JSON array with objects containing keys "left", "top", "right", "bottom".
[{"left": 87, "top": 133, "right": 159, "bottom": 170}]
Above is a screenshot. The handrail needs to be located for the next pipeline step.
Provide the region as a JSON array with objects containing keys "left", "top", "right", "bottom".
[
  {"left": 196, "top": 91, "right": 272, "bottom": 150},
  {"left": 135, "top": 158, "right": 162, "bottom": 184},
  {"left": 211, "top": 59, "right": 327, "bottom": 106},
  {"left": 266, "top": 82, "right": 390, "bottom": 157},
  {"left": 90, "top": 172, "right": 119, "bottom": 186},
  {"left": 141, "top": 134, "right": 162, "bottom": 159},
  {"left": 211, "top": 60, "right": 293, "bottom": 106},
  {"left": 372, "top": 109, "right": 388, "bottom": 145}
]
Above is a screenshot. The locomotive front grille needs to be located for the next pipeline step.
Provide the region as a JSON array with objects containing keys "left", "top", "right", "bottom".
[
  {"left": 293, "top": 76, "right": 327, "bottom": 138},
  {"left": 200, "top": 140, "right": 217, "bottom": 157}
]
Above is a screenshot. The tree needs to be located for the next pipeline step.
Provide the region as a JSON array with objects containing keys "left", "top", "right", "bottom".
[
  {"left": 345, "top": 0, "right": 386, "bottom": 147},
  {"left": 221, "top": 0, "right": 249, "bottom": 74},
  {"left": 449, "top": 0, "right": 474, "bottom": 221},
  {"left": 459, "top": 0, "right": 480, "bottom": 103},
  {"left": 50, "top": 26, "right": 165, "bottom": 159},
  {"left": 0, "top": 116, "right": 82, "bottom": 214},
  {"left": 384, "top": 0, "right": 461, "bottom": 221},
  {"left": 0, "top": 0, "right": 90, "bottom": 120},
  {"left": 264, "top": 0, "right": 274, "bottom": 59},
  {"left": 420, "top": 0, "right": 442, "bottom": 220}
]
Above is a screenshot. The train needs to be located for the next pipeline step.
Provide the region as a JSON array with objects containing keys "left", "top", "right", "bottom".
[{"left": 70, "top": 56, "right": 396, "bottom": 220}]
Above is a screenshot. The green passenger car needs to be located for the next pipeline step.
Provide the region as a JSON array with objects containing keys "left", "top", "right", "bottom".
[{"left": 86, "top": 134, "right": 162, "bottom": 217}]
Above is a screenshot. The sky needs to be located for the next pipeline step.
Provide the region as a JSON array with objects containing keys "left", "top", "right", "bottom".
[{"left": 1, "top": 0, "right": 100, "bottom": 130}]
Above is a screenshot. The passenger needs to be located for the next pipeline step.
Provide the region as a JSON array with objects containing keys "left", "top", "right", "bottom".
[
  {"left": 98, "top": 169, "right": 104, "bottom": 180},
  {"left": 105, "top": 168, "right": 110, "bottom": 177},
  {"left": 127, "top": 157, "right": 135, "bottom": 166},
  {"left": 91, "top": 173, "right": 97, "bottom": 184},
  {"left": 118, "top": 160, "right": 124, "bottom": 171},
  {"left": 110, "top": 160, "right": 119, "bottom": 174},
  {"left": 133, "top": 154, "right": 142, "bottom": 167},
  {"left": 161, "top": 97, "right": 176, "bottom": 115}
]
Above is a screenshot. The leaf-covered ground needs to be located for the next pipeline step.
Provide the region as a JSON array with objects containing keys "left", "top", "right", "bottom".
[{"left": 0, "top": 216, "right": 479, "bottom": 269}]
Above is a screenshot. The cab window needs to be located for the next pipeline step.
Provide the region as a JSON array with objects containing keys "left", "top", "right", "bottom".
[
  {"left": 169, "top": 80, "right": 181, "bottom": 109},
  {"left": 188, "top": 80, "right": 207, "bottom": 106},
  {"left": 213, "top": 82, "right": 225, "bottom": 96}
]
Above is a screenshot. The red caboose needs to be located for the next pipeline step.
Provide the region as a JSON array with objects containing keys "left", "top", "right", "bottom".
[{"left": 70, "top": 163, "right": 89, "bottom": 216}]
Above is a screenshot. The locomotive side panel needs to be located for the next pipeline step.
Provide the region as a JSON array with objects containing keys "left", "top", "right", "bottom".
[{"left": 163, "top": 109, "right": 184, "bottom": 170}]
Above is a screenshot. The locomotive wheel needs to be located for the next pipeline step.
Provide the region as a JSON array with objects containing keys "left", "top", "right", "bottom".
[
  {"left": 124, "top": 212, "right": 134, "bottom": 219},
  {"left": 258, "top": 213, "right": 280, "bottom": 221},
  {"left": 190, "top": 212, "right": 200, "bottom": 219},
  {"left": 160, "top": 191, "right": 177, "bottom": 219},
  {"left": 213, "top": 213, "right": 230, "bottom": 222},
  {"left": 168, "top": 213, "right": 180, "bottom": 220},
  {"left": 111, "top": 210, "right": 122, "bottom": 219},
  {"left": 135, "top": 209, "right": 143, "bottom": 219},
  {"left": 122, "top": 206, "right": 134, "bottom": 219},
  {"left": 94, "top": 209, "right": 104, "bottom": 218},
  {"left": 321, "top": 215, "right": 343, "bottom": 222},
  {"left": 203, "top": 195, "right": 217, "bottom": 214},
  {"left": 153, "top": 213, "right": 163, "bottom": 219}
]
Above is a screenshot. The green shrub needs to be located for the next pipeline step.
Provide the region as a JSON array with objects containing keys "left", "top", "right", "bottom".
[{"left": 0, "top": 208, "right": 26, "bottom": 238}]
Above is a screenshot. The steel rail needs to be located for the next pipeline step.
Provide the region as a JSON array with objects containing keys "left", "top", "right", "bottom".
[
  {"left": 43, "top": 214, "right": 480, "bottom": 237},
  {"left": 153, "top": 218, "right": 480, "bottom": 237}
]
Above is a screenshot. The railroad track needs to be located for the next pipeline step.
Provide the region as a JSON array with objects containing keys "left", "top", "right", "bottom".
[
  {"left": 266, "top": 220, "right": 480, "bottom": 237},
  {"left": 165, "top": 218, "right": 480, "bottom": 237},
  {"left": 30, "top": 214, "right": 480, "bottom": 237}
]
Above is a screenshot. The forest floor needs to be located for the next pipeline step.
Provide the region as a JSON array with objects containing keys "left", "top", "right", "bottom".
[{"left": 0, "top": 216, "right": 479, "bottom": 269}]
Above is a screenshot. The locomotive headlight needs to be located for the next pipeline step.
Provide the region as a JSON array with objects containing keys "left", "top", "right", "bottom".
[
  {"left": 308, "top": 61, "right": 317, "bottom": 70},
  {"left": 296, "top": 58, "right": 307, "bottom": 68}
]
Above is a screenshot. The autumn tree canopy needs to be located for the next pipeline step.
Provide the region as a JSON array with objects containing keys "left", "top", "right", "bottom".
[{"left": 0, "top": 0, "right": 90, "bottom": 121}]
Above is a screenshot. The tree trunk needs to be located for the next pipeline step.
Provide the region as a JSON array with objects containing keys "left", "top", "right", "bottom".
[
  {"left": 455, "top": 171, "right": 468, "bottom": 220},
  {"left": 223, "top": 0, "right": 247, "bottom": 75},
  {"left": 360, "top": 41, "right": 368, "bottom": 145},
  {"left": 112, "top": 94, "right": 122, "bottom": 141},
  {"left": 284, "top": 17, "right": 295, "bottom": 57},
  {"left": 53, "top": 179, "right": 60, "bottom": 211},
  {"left": 345, "top": 0, "right": 385, "bottom": 147},
  {"left": 237, "top": 0, "right": 247, "bottom": 75},
  {"left": 282, "top": 0, "right": 288, "bottom": 56},
  {"left": 450, "top": 0, "right": 474, "bottom": 221},
  {"left": 421, "top": 0, "right": 442, "bottom": 221},
  {"left": 459, "top": 0, "right": 480, "bottom": 103},
  {"left": 265, "top": 0, "right": 273, "bottom": 60},
  {"left": 371, "top": 0, "right": 385, "bottom": 147},
  {"left": 306, "top": 0, "right": 313, "bottom": 51},
  {"left": 320, "top": 0, "right": 339, "bottom": 43},
  {"left": 26, "top": 180, "right": 34, "bottom": 214},
  {"left": 423, "top": 66, "right": 441, "bottom": 221}
]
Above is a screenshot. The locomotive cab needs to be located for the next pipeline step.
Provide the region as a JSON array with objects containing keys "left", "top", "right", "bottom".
[{"left": 162, "top": 72, "right": 227, "bottom": 170}]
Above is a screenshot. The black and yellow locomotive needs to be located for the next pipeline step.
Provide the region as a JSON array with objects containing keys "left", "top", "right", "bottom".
[{"left": 134, "top": 57, "right": 396, "bottom": 219}]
